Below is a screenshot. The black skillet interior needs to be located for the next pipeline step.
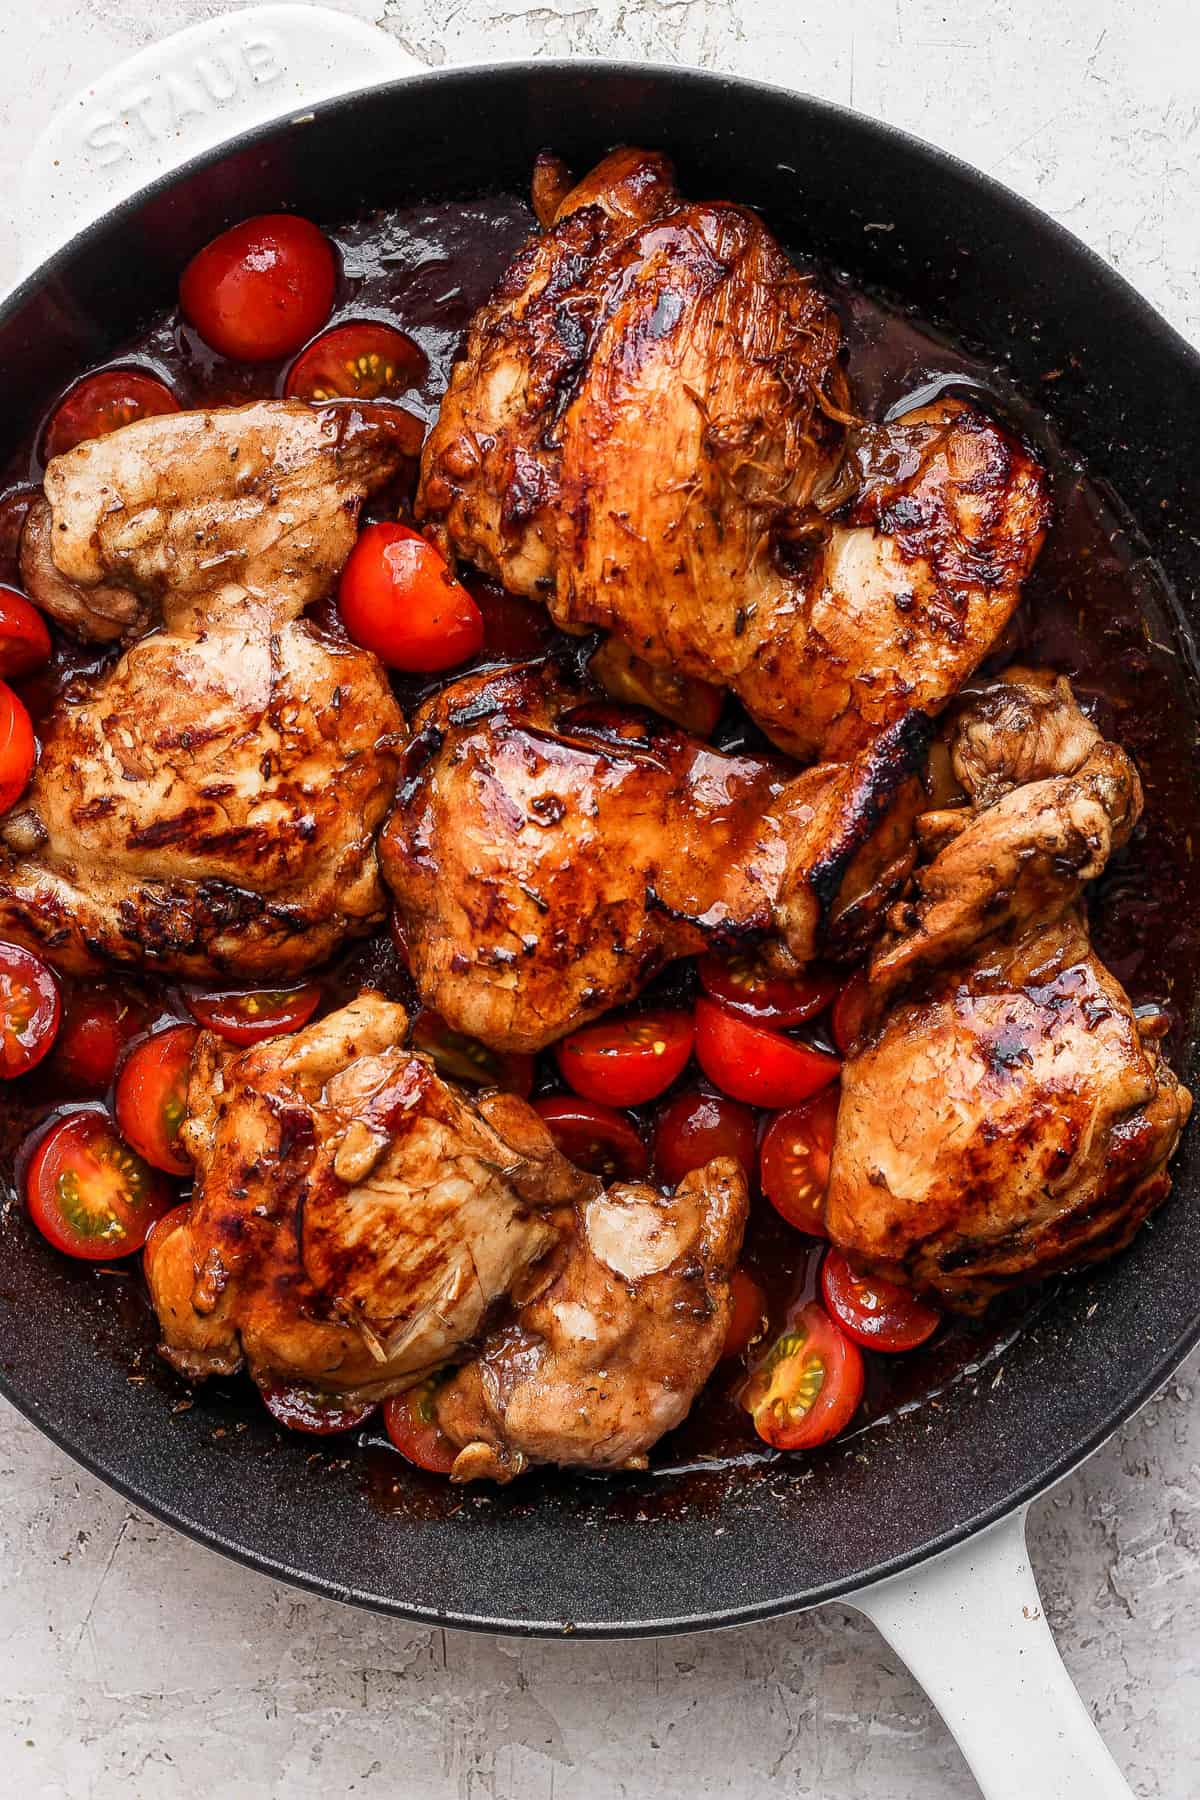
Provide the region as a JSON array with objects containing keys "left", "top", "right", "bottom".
[{"left": 1, "top": 62, "right": 1199, "bottom": 1635}]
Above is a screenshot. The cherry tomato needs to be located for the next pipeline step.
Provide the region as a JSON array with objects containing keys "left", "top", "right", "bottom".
[
  {"left": 260, "top": 1380, "right": 378, "bottom": 1436},
  {"left": 469, "top": 576, "right": 555, "bottom": 659},
  {"left": 653, "top": 1088, "right": 757, "bottom": 1186},
  {"left": 383, "top": 1379, "right": 458, "bottom": 1474},
  {"left": 25, "top": 1107, "right": 175, "bottom": 1260},
  {"left": 698, "top": 952, "right": 839, "bottom": 1029},
  {"left": 114, "top": 1024, "right": 198, "bottom": 1175},
  {"left": 821, "top": 1249, "right": 942, "bottom": 1353},
  {"left": 41, "top": 370, "right": 180, "bottom": 463},
  {"left": 411, "top": 1009, "right": 534, "bottom": 1097},
  {"left": 0, "top": 940, "right": 59, "bottom": 1077},
  {"left": 182, "top": 983, "right": 321, "bottom": 1047},
  {"left": 339, "top": 523, "right": 483, "bottom": 672},
  {"left": 832, "top": 968, "right": 871, "bottom": 1056},
  {"left": 180, "top": 213, "right": 337, "bottom": 362},
  {"left": 759, "top": 1087, "right": 840, "bottom": 1237},
  {"left": 0, "top": 588, "right": 50, "bottom": 680},
  {"left": 50, "top": 983, "right": 150, "bottom": 1091},
  {"left": 556, "top": 1008, "right": 695, "bottom": 1107},
  {"left": 142, "top": 1200, "right": 192, "bottom": 1285},
  {"left": 0, "top": 681, "right": 36, "bottom": 812},
  {"left": 532, "top": 1096, "right": 649, "bottom": 1180},
  {"left": 743, "top": 1301, "right": 864, "bottom": 1451},
  {"left": 722, "top": 1268, "right": 768, "bottom": 1360},
  {"left": 694, "top": 997, "right": 839, "bottom": 1109},
  {"left": 284, "top": 320, "right": 426, "bottom": 401},
  {"left": 589, "top": 639, "right": 724, "bottom": 736}
]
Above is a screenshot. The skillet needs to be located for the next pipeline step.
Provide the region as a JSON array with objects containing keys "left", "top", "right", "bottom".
[{"left": 1, "top": 12, "right": 1198, "bottom": 1794}]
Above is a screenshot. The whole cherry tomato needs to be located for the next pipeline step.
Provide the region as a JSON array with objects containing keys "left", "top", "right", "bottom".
[
  {"left": 653, "top": 1088, "right": 757, "bottom": 1186},
  {"left": 51, "top": 983, "right": 150, "bottom": 1091},
  {"left": 180, "top": 214, "right": 337, "bottom": 361},
  {"left": 339, "top": 523, "right": 484, "bottom": 672}
]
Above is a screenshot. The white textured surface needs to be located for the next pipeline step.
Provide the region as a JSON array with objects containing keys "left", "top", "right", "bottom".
[{"left": 1, "top": 3, "right": 1199, "bottom": 1796}]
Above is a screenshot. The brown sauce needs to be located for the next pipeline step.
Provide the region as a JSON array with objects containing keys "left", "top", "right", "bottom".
[{"left": 1, "top": 188, "right": 1197, "bottom": 1506}]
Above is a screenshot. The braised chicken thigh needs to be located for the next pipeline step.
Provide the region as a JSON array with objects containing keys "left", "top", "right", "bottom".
[
  {"left": 418, "top": 149, "right": 1050, "bottom": 759},
  {"left": 1, "top": 402, "right": 414, "bottom": 978},
  {"left": 381, "top": 661, "right": 925, "bottom": 1052},
  {"left": 825, "top": 673, "right": 1192, "bottom": 1309},
  {"left": 147, "top": 994, "right": 592, "bottom": 1398}
]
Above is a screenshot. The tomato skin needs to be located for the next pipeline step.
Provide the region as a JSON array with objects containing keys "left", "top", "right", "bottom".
[
  {"left": 42, "top": 370, "right": 180, "bottom": 463},
  {"left": 142, "top": 1200, "right": 192, "bottom": 1284},
  {"left": 694, "top": 997, "right": 840, "bottom": 1109},
  {"left": 759, "top": 1087, "right": 841, "bottom": 1237},
  {"left": 114, "top": 1024, "right": 198, "bottom": 1175},
  {"left": 722, "top": 1268, "right": 768, "bottom": 1359},
  {"left": 182, "top": 983, "right": 321, "bottom": 1047},
  {"left": 25, "top": 1106, "right": 175, "bottom": 1260},
  {"left": 411, "top": 1008, "right": 534, "bottom": 1097},
  {"left": 469, "top": 577, "right": 555, "bottom": 659},
  {"left": 0, "top": 588, "right": 51, "bottom": 680},
  {"left": 383, "top": 1380, "right": 458, "bottom": 1474},
  {"left": 532, "top": 1096, "right": 649, "bottom": 1180},
  {"left": 821, "top": 1249, "right": 942, "bottom": 1352},
  {"left": 556, "top": 1008, "right": 695, "bottom": 1107},
  {"left": 698, "top": 953, "right": 839, "bottom": 1029},
  {"left": 180, "top": 214, "right": 337, "bottom": 361},
  {"left": 260, "top": 1380, "right": 378, "bottom": 1436},
  {"left": 832, "top": 968, "right": 871, "bottom": 1056},
  {"left": 653, "top": 1087, "right": 757, "bottom": 1186},
  {"left": 743, "top": 1301, "right": 864, "bottom": 1451},
  {"left": 0, "top": 681, "right": 36, "bottom": 813},
  {"left": 339, "top": 523, "right": 484, "bottom": 672},
  {"left": 0, "top": 940, "right": 59, "bottom": 1077},
  {"left": 50, "top": 983, "right": 150, "bottom": 1091},
  {"left": 284, "top": 320, "right": 427, "bottom": 401}
]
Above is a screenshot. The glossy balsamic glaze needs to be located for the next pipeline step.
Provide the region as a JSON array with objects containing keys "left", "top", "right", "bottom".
[{"left": 1, "top": 189, "right": 1196, "bottom": 1504}]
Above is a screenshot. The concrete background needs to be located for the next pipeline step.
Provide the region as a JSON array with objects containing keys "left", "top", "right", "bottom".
[{"left": 2, "top": 2, "right": 1199, "bottom": 1795}]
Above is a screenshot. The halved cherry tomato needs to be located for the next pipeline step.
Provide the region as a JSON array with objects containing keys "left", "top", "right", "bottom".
[
  {"left": 743, "top": 1301, "right": 864, "bottom": 1451},
  {"left": 180, "top": 213, "right": 337, "bottom": 362},
  {"left": 589, "top": 638, "right": 724, "bottom": 736},
  {"left": 339, "top": 523, "right": 484, "bottom": 672},
  {"left": 383, "top": 1378, "right": 457, "bottom": 1474},
  {"left": 821, "top": 1249, "right": 942, "bottom": 1353},
  {"left": 832, "top": 968, "right": 871, "bottom": 1056},
  {"left": 411, "top": 1008, "right": 534, "bottom": 1097},
  {"left": 532, "top": 1096, "right": 649, "bottom": 1180},
  {"left": 556, "top": 1008, "right": 695, "bottom": 1107},
  {"left": 182, "top": 983, "right": 321, "bottom": 1047},
  {"left": 0, "top": 588, "right": 50, "bottom": 680},
  {"left": 50, "top": 983, "right": 150, "bottom": 1091},
  {"left": 759, "top": 1087, "right": 840, "bottom": 1237},
  {"left": 0, "top": 681, "right": 36, "bottom": 812},
  {"left": 284, "top": 320, "right": 426, "bottom": 401},
  {"left": 653, "top": 1087, "right": 757, "bottom": 1186},
  {"left": 694, "top": 997, "right": 839, "bottom": 1109},
  {"left": 722, "top": 1267, "right": 768, "bottom": 1360},
  {"left": 142, "top": 1200, "right": 192, "bottom": 1286},
  {"left": 469, "top": 576, "right": 555, "bottom": 659},
  {"left": 114, "top": 1024, "right": 198, "bottom": 1175},
  {"left": 0, "top": 940, "right": 59, "bottom": 1077},
  {"left": 260, "top": 1380, "right": 378, "bottom": 1436},
  {"left": 698, "top": 952, "right": 839, "bottom": 1028},
  {"left": 41, "top": 369, "right": 180, "bottom": 463},
  {"left": 25, "top": 1107, "right": 175, "bottom": 1260}
]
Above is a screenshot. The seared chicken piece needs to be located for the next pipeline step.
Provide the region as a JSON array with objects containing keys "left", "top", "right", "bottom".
[
  {"left": 1, "top": 401, "right": 416, "bottom": 978},
  {"left": 418, "top": 148, "right": 1049, "bottom": 759},
  {"left": 436, "top": 1156, "right": 748, "bottom": 1482},
  {"left": 381, "top": 662, "right": 926, "bottom": 1053},
  {"left": 147, "top": 994, "right": 594, "bottom": 1398},
  {"left": 825, "top": 671, "right": 1191, "bottom": 1309}
]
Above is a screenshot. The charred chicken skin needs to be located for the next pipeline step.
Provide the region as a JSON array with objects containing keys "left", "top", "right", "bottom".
[
  {"left": 417, "top": 148, "right": 1050, "bottom": 759},
  {"left": 380, "top": 660, "right": 926, "bottom": 1053},
  {"left": 1, "top": 401, "right": 416, "bottom": 979},
  {"left": 825, "top": 672, "right": 1192, "bottom": 1310}
]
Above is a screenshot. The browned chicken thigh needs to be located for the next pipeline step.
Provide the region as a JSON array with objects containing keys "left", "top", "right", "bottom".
[
  {"left": 381, "top": 661, "right": 926, "bottom": 1053},
  {"left": 418, "top": 149, "right": 1050, "bottom": 759},
  {"left": 825, "top": 672, "right": 1192, "bottom": 1310},
  {"left": 436, "top": 1156, "right": 748, "bottom": 1482},
  {"left": 1, "top": 401, "right": 415, "bottom": 978}
]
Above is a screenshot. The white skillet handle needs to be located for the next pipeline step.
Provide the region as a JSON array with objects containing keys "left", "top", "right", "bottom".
[
  {"left": 848, "top": 1507, "right": 1132, "bottom": 1800},
  {"left": 17, "top": 4, "right": 424, "bottom": 277}
]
